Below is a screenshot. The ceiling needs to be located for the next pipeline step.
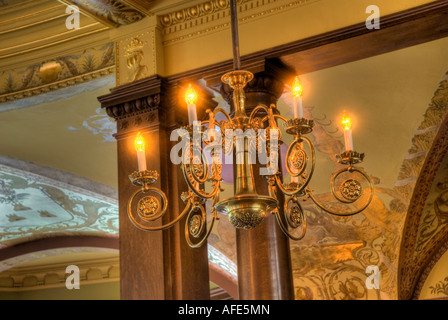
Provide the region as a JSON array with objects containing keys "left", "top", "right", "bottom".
[{"left": 0, "top": 0, "right": 447, "bottom": 300}]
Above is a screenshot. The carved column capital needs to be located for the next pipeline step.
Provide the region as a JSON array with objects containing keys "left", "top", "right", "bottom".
[
  {"left": 105, "top": 93, "right": 161, "bottom": 120},
  {"left": 98, "top": 75, "right": 218, "bottom": 139}
]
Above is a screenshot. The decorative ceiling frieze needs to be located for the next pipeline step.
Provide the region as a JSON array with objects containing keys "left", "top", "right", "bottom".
[
  {"left": 0, "top": 43, "right": 115, "bottom": 105},
  {"left": 0, "top": 0, "right": 113, "bottom": 105},
  {"left": 159, "top": 0, "right": 231, "bottom": 28},
  {"left": 0, "top": 250, "right": 119, "bottom": 290},
  {"left": 160, "top": 0, "right": 321, "bottom": 46}
]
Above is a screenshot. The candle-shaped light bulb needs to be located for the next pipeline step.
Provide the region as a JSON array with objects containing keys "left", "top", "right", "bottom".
[
  {"left": 185, "top": 84, "right": 198, "bottom": 125},
  {"left": 341, "top": 111, "right": 354, "bottom": 151},
  {"left": 135, "top": 132, "right": 147, "bottom": 171},
  {"left": 208, "top": 110, "right": 216, "bottom": 142},
  {"left": 292, "top": 76, "right": 303, "bottom": 118}
]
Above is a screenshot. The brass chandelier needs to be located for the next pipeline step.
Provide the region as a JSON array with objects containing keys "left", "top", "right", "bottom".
[{"left": 127, "top": 0, "right": 374, "bottom": 247}]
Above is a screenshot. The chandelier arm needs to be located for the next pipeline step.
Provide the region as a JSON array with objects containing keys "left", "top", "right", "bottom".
[
  {"left": 182, "top": 166, "right": 221, "bottom": 200},
  {"left": 271, "top": 114, "right": 289, "bottom": 123},
  {"left": 128, "top": 196, "right": 193, "bottom": 231},
  {"left": 330, "top": 167, "right": 365, "bottom": 204},
  {"left": 285, "top": 137, "right": 307, "bottom": 178},
  {"left": 272, "top": 203, "right": 307, "bottom": 241},
  {"left": 201, "top": 119, "right": 222, "bottom": 148},
  {"left": 259, "top": 114, "right": 289, "bottom": 131},
  {"left": 184, "top": 143, "right": 211, "bottom": 184},
  {"left": 213, "top": 107, "right": 233, "bottom": 123},
  {"left": 185, "top": 205, "right": 217, "bottom": 248},
  {"left": 248, "top": 104, "right": 270, "bottom": 124},
  {"left": 306, "top": 167, "right": 374, "bottom": 216},
  {"left": 181, "top": 142, "right": 221, "bottom": 200},
  {"left": 273, "top": 135, "right": 316, "bottom": 196},
  {"left": 201, "top": 126, "right": 224, "bottom": 151},
  {"left": 268, "top": 176, "right": 306, "bottom": 240}
]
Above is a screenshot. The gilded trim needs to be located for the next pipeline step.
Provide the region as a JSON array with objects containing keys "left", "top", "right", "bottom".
[
  {"left": 0, "top": 66, "right": 115, "bottom": 104},
  {"left": 161, "top": 0, "right": 320, "bottom": 46},
  {"left": 0, "top": 252, "right": 119, "bottom": 291}
]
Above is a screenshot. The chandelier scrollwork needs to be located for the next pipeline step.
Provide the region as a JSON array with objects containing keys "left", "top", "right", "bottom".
[{"left": 126, "top": 0, "right": 374, "bottom": 247}]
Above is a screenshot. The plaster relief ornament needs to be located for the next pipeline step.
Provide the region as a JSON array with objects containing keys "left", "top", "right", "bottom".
[
  {"left": 38, "top": 61, "right": 62, "bottom": 83},
  {"left": 125, "top": 38, "right": 148, "bottom": 83}
]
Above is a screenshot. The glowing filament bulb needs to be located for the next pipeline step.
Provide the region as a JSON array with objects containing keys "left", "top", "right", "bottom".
[
  {"left": 292, "top": 76, "right": 303, "bottom": 98},
  {"left": 135, "top": 132, "right": 145, "bottom": 152},
  {"left": 291, "top": 76, "right": 303, "bottom": 118},
  {"left": 185, "top": 84, "right": 198, "bottom": 125},
  {"left": 135, "top": 132, "right": 147, "bottom": 171},
  {"left": 185, "top": 84, "right": 198, "bottom": 105},
  {"left": 341, "top": 112, "right": 352, "bottom": 131},
  {"left": 341, "top": 111, "right": 354, "bottom": 151}
]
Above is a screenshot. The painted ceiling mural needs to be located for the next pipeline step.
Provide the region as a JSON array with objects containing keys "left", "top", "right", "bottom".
[
  {"left": 287, "top": 70, "right": 448, "bottom": 300},
  {"left": 416, "top": 157, "right": 448, "bottom": 300},
  {"left": 414, "top": 152, "right": 448, "bottom": 257},
  {"left": 0, "top": 163, "right": 119, "bottom": 247},
  {"left": 420, "top": 249, "right": 448, "bottom": 299}
]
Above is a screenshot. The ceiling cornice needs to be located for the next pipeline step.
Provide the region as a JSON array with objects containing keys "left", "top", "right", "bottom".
[{"left": 0, "top": 254, "right": 119, "bottom": 291}]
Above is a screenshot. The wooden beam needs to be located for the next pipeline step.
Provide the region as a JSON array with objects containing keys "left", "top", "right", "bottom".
[{"left": 278, "top": 1, "right": 448, "bottom": 74}]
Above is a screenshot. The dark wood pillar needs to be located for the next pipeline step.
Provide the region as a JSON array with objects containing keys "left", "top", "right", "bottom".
[
  {"left": 98, "top": 76, "right": 211, "bottom": 300},
  {"left": 221, "top": 66, "right": 295, "bottom": 300}
]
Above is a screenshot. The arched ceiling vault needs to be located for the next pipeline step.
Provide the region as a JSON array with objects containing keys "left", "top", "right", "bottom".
[{"left": 398, "top": 75, "right": 448, "bottom": 299}]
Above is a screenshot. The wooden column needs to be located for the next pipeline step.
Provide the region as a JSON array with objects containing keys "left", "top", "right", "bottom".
[
  {"left": 220, "top": 66, "right": 295, "bottom": 300},
  {"left": 98, "top": 76, "right": 211, "bottom": 300}
]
